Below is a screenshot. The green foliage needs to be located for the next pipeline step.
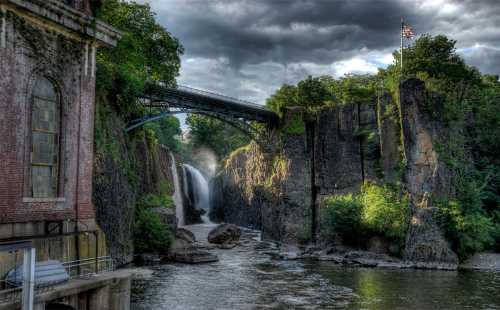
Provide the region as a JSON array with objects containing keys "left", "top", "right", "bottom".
[
  {"left": 322, "top": 194, "right": 363, "bottom": 238},
  {"left": 324, "top": 74, "right": 378, "bottom": 105},
  {"left": 322, "top": 182, "right": 409, "bottom": 245},
  {"left": 360, "top": 182, "right": 409, "bottom": 240},
  {"left": 284, "top": 112, "right": 305, "bottom": 135},
  {"left": 297, "top": 76, "right": 332, "bottom": 108},
  {"left": 186, "top": 114, "right": 251, "bottom": 160},
  {"left": 144, "top": 115, "right": 182, "bottom": 151},
  {"left": 266, "top": 74, "right": 377, "bottom": 116},
  {"left": 436, "top": 199, "right": 496, "bottom": 259},
  {"left": 266, "top": 84, "right": 298, "bottom": 117},
  {"left": 382, "top": 34, "right": 480, "bottom": 107},
  {"left": 266, "top": 75, "right": 331, "bottom": 115},
  {"left": 96, "top": 0, "right": 183, "bottom": 119},
  {"left": 133, "top": 208, "right": 173, "bottom": 254},
  {"left": 138, "top": 180, "right": 174, "bottom": 209}
]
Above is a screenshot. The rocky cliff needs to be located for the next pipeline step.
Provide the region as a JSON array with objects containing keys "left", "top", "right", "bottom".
[
  {"left": 92, "top": 101, "right": 179, "bottom": 265},
  {"left": 212, "top": 78, "right": 457, "bottom": 266}
]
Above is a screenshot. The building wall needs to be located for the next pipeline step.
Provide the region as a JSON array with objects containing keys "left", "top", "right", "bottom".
[
  {"left": 0, "top": 1, "right": 111, "bottom": 279},
  {"left": 0, "top": 8, "right": 96, "bottom": 225}
]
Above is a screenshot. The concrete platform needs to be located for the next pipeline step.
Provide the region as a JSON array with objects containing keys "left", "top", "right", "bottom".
[{"left": 0, "top": 269, "right": 132, "bottom": 310}]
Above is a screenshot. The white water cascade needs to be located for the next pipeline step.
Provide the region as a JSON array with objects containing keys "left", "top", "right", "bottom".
[
  {"left": 170, "top": 152, "right": 185, "bottom": 226},
  {"left": 183, "top": 164, "right": 211, "bottom": 223}
]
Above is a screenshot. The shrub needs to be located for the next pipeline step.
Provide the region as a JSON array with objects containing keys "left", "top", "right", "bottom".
[
  {"left": 140, "top": 193, "right": 173, "bottom": 208},
  {"left": 360, "top": 182, "right": 410, "bottom": 241},
  {"left": 322, "top": 182, "right": 410, "bottom": 245},
  {"left": 133, "top": 208, "right": 173, "bottom": 254},
  {"left": 322, "top": 194, "right": 363, "bottom": 239},
  {"left": 436, "top": 199, "right": 496, "bottom": 259}
]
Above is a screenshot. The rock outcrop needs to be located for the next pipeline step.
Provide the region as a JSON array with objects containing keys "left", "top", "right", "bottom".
[
  {"left": 208, "top": 224, "right": 242, "bottom": 245},
  {"left": 400, "top": 79, "right": 458, "bottom": 266},
  {"left": 212, "top": 78, "right": 460, "bottom": 266}
]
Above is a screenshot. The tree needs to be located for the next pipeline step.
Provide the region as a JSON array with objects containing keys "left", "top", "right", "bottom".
[
  {"left": 144, "top": 116, "right": 182, "bottom": 152},
  {"left": 186, "top": 114, "right": 250, "bottom": 160},
  {"left": 384, "top": 35, "right": 480, "bottom": 104},
  {"left": 266, "top": 84, "right": 298, "bottom": 116},
  {"left": 266, "top": 76, "right": 331, "bottom": 115},
  {"left": 96, "top": 0, "right": 183, "bottom": 119}
]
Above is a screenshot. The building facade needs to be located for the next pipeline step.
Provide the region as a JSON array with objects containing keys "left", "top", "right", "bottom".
[{"left": 0, "top": 0, "right": 120, "bottom": 277}]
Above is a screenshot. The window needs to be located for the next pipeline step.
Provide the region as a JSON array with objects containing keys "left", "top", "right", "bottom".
[{"left": 31, "top": 77, "right": 60, "bottom": 198}]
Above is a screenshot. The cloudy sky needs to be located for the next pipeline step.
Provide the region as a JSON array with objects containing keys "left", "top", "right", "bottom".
[{"left": 140, "top": 0, "right": 500, "bottom": 106}]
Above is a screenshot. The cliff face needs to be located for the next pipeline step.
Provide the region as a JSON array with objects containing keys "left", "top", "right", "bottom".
[
  {"left": 212, "top": 79, "right": 456, "bottom": 265},
  {"left": 92, "top": 102, "right": 177, "bottom": 265},
  {"left": 399, "top": 79, "right": 458, "bottom": 265},
  {"left": 211, "top": 108, "right": 312, "bottom": 243}
]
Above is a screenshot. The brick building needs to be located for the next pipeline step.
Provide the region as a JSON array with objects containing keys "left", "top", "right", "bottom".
[{"left": 0, "top": 0, "right": 120, "bottom": 277}]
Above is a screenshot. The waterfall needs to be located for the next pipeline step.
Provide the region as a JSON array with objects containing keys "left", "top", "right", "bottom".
[
  {"left": 183, "top": 164, "right": 211, "bottom": 223},
  {"left": 169, "top": 152, "right": 185, "bottom": 226}
]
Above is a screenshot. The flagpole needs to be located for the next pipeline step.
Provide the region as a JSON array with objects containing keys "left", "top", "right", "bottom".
[{"left": 400, "top": 17, "right": 404, "bottom": 72}]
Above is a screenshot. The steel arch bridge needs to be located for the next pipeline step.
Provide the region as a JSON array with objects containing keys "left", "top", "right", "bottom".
[{"left": 126, "top": 83, "right": 279, "bottom": 142}]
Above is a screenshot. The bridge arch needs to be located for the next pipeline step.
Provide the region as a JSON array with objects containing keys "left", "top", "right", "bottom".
[{"left": 126, "top": 84, "right": 279, "bottom": 145}]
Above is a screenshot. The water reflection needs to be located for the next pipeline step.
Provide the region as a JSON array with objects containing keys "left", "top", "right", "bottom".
[
  {"left": 307, "top": 262, "right": 500, "bottom": 310},
  {"left": 131, "top": 224, "right": 500, "bottom": 310}
]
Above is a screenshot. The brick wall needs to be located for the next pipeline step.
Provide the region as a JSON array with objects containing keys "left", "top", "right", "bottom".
[{"left": 0, "top": 10, "right": 96, "bottom": 225}]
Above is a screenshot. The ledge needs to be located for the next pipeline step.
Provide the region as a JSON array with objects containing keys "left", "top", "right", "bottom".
[
  {"left": 23, "top": 197, "right": 66, "bottom": 203},
  {"left": 1, "top": 0, "right": 122, "bottom": 46}
]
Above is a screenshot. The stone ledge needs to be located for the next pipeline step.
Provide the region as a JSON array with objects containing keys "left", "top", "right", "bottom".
[
  {"left": 1, "top": 0, "right": 121, "bottom": 46},
  {"left": 22, "top": 197, "right": 66, "bottom": 203}
]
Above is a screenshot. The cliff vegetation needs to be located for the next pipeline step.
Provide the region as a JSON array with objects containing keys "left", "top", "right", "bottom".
[{"left": 92, "top": 0, "right": 183, "bottom": 263}]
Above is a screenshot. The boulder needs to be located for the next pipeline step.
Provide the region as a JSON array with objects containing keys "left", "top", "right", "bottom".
[
  {"left": 176, "top": 228, "right": 196, "bottom": 243},
  {"left": 208, "top": 223, "right": 241, "bottom": 244}
]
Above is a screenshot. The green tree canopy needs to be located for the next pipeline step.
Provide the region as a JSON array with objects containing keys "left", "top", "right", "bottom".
[
  {"left": 266, "top": 74, "right": 377, "bottom": 115},
  {"left": 96, "top": 0, "right": 183, "bottom": 119},
  {"left": 186, "top": 114, "right": 251, "bottom": 160}
]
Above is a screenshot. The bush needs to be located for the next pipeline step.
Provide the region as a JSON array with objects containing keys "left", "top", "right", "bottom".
[
  {"left": 133, "top": 208, "right": 173, "bottom": 254},
  {"left": 322, "top": 182, "right": 410, "bottom": 245},
  {"left": 360, "top": 182, "right": 409, "bottom": 241},
  {"left": 436, "top": 199, "right": 496, "bottom": 259},
  {"left": 322, "top": 194, "right": 363, "bottom": 240},
  {"left": 140, "top": 193, "right": 173, "bottom": 208}
]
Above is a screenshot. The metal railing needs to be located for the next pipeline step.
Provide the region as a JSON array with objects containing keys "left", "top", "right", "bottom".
[
  {"left": 0, "top": 256, "right": 114, "bottom": 305},
  {"left": 175, "top": 85, "right": 267, "bottom": 110},
  {"left": 62, "top": 256, "right": 114, "bottom": 279}
]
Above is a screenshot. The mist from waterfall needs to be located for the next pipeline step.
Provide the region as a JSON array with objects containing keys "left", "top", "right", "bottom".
[
  {"left": 183, "top": 164, "right": 211, "bottom": 223},
  {"left": 169, "top": 152, "right": 184, "bottom": 226}
]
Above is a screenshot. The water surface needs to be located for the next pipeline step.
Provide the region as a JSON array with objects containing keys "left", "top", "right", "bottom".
[{"left": 131, "top": 224, "right": 500, "bottom": 310}]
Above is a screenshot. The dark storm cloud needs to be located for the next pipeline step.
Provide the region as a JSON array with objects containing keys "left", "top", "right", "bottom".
[
  {"left": 142, "top": 0, "right": 500, "bottom": 104},
  {"left": 152, "top": 0, "right": 413, "bottom": 67}
]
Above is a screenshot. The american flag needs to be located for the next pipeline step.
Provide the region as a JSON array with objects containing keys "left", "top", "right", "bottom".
[{"left": 402, "top": 24, "right": 414, "bottom": 39}]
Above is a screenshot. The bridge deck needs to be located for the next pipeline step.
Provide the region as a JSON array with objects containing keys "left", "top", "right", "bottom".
[{"left": 143, "top": 84, "right": 279, "bottom": 124}]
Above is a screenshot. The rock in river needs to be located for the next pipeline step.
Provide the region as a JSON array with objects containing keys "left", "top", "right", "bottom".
[{"left": 208, "top": 223, "right": 241, "bottom": 245}]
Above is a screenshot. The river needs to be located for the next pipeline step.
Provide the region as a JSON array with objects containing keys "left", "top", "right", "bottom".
[{"left": 131, "top": 223, "right": 500, "bottom": 310}]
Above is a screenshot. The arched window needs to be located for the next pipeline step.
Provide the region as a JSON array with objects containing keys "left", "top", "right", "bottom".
[{"left": 31, "top": 77, "right": 60, "bottom": 198}]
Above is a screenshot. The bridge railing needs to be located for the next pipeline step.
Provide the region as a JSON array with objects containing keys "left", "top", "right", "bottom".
[{"left": 175, "top": 85, "right": 266, "bottom": 110}]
